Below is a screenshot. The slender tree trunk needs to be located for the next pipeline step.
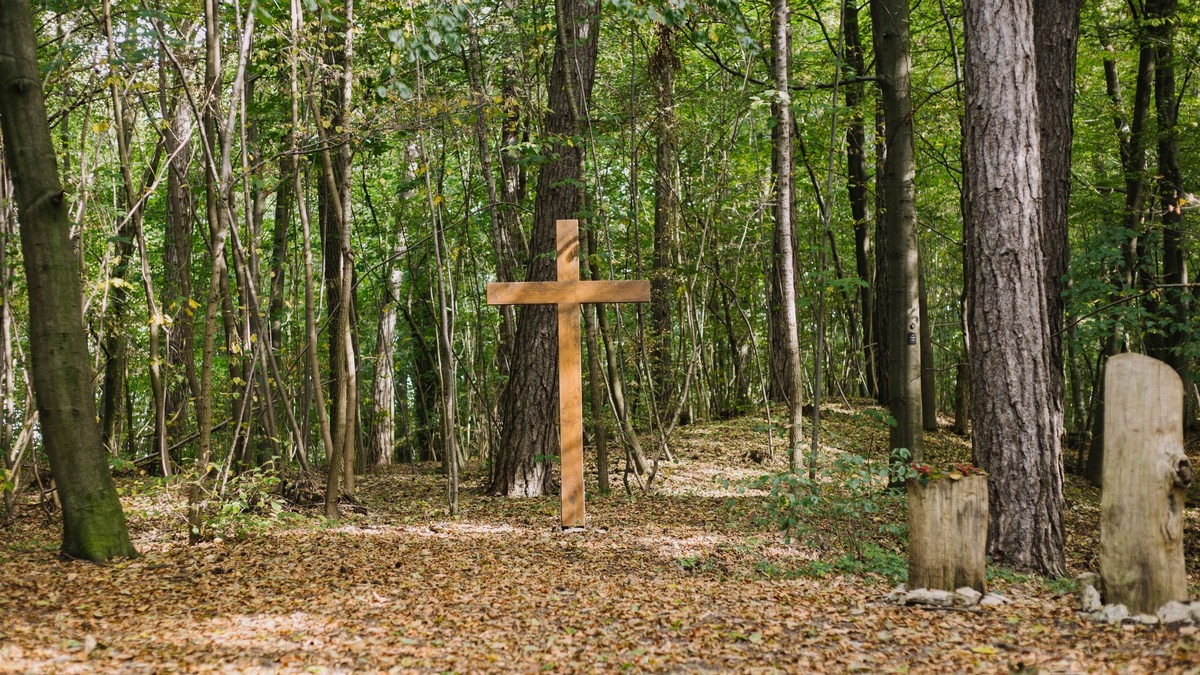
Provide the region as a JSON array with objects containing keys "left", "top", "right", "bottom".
[
  {"left": 159, "top": 38, "right": 197, "bottom": 456},
  {"left": 769, "top": 0, "right": 805, "bottom": 471},
  {"left": 489, "top": 0, "right": 599, "bottom": 497},
  {"left": 650, "top": 24, "right": 680, "bottom": 408},
  {"left": 0, "top": 0, "right": 137, "bottom": 560},
  {"left": 871, "top": 0, "right": 923, "bottom": 459},
  {"left": 1147, "top": 0, "right": 1192, "bottom": 428},
  {"left": 844, "top": 0, "right": 876, "bottom": 399},
  {"left": 964, "top": 0, "right": 1065, "bottom": 575},
  {"left": 466, "top": 14, "right": 520, "bottom": 377},
  {"left": 580, "top": 228, "right": 610, "bottom": 492},
  {"left": 918, "top": 253, "right": 937, "bottom": 431},
  {"left": 1086, "top": 25, "right": 1156, "bottom": 486}
]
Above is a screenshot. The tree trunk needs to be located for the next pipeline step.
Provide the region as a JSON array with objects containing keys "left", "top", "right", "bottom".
[
  {"left": 466, "top": 15, "right": 520, "bottom": 378},
  {"left": 964, "top": 0, "right": 1065, "bottom": 575},
  {"left": 1085, "top": 25, "right": 1156, "bottom": 486},
  {"left": 871, "top": 0, "right": 922, "bottom": 459},
  {"left": 843, "top": 0, "right": 876, "bottom": 399},
  {"left": 1034, "top": 0, "right": 1080, "bottom": 451},
  {"left": 158, "top": 39, "right": 197, "bottom": 456},
  {"left": 770, "top": 0, "right": 805, "bottom": 471},
  {"left": 489, "top": 0, "right": 599, "bottom": 497},
  {"left": 918, "top": 252, "right": 937, "bottom": 431},
  {"left": 1146, "top": 0, "right": 1192, "bottom": 429},
  {"left": 0, "top": 0, "right": 137, "bottom": 560},
  {"left": 650, "top": 23, "right": 680, "bottom": 408}
]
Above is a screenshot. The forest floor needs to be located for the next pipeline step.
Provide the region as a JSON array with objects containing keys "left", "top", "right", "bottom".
[{"left": 2, "top": 404, "right": 1200, "bottom": 673}]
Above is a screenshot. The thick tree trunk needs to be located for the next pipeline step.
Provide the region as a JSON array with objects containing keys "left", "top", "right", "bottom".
[
  {"left": 489, "top": 0, "right": 599, "bottom": 497},
  {"left": 1034, "top": 0, "right": 1080, "bottom": 448},
  {"left": 871, "top": 0, "right": 922, "bottom": 459},
  {"left": 964, "top": 0, "right": 1065, "bottom": 575},
  {"left": 0, "top": 0, "right": 137, "bottom": 560}
]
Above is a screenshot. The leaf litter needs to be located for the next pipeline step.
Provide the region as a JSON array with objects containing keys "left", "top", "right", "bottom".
[{"left": 1, "top": 406, "right": 1198, "bottom": 673}]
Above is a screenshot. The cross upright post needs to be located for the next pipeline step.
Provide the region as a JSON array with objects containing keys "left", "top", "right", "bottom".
[{"left": 487, "top": 219, "right": 650, "bottom": 529}]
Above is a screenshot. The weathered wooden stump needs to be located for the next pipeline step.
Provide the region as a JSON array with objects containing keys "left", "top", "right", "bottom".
[
  {"left": 1100, "top": 353, "right": 1192, "bottom": 615},
  {"left": 908, "top": 474, "right": 988, "bottom": 592}
]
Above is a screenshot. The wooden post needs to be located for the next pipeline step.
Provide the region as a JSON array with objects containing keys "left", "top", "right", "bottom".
[
  {"left": 908, "top": 474, "right": 987, "bottom": 592},
  {"left": 1101, "top": 353, "right": 1192, "bottom": 615}
]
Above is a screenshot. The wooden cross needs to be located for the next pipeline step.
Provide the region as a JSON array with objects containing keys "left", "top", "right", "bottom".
[{"left": 488, "top": 219, "right": 650, "bottom": 529}]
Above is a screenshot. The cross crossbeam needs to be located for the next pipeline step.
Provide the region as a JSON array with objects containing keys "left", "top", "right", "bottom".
[{"left": 488, "top": 219, "right": 650, "bottom": 529}]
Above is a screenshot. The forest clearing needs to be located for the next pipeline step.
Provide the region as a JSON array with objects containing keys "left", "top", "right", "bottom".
[{"left": 2, "top": 408, "right": 1200, "bottom": 673}]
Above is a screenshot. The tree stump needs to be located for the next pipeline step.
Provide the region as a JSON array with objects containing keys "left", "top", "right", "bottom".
[
  {"left": 1101, "top": 353, "right": 1192, "bottom": 615},
  {"left": 908, "top": 475, "right": 988, "bottom": 592}
]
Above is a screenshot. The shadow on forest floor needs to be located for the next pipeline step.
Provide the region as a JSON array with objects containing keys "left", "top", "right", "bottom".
[{"left": 1, "top": 403, "right": 1198, "bottom": 672}]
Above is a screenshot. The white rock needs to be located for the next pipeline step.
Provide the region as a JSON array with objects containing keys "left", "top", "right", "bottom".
[
  {"left": 1098, "top": 604, "right": 1130, "bottom": 624},
  {"left": 1157, "top": 601, "right": 1194, "bottom": 626},
  {"left": 955, "top": 587, "right": 982, "bottom": 607},
  {"left": 904, "top": 588, "right": 955, "bottom": 607},
  {"left": 1134, "top": 614, "right": 1160, "bottom": 626},
  {"left": 979, "top": 593, "right": 1010, "bottom": 608},
  {"left": 1079, "top": 584, "right": 1102, "bottom": 613},
  {"left": 1189, "top": 601, "right": 1200, "bottom": 623},
  {"left": 885, "top": 584, "right": 908, "bottom": 603}
]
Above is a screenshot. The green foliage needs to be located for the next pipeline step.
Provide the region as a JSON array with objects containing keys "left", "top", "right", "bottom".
[
  {"left": 754, "top": 545, "right": 907, "bottom": 584},
  {"left": 747, "top": 448, "right": 912, "bottom": 575},
  {"left": 194, "top": 468, "right": 291, "bottom": 542}
]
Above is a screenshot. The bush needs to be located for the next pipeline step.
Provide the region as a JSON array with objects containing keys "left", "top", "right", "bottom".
[
  {"left": 194, "top": 467, "right": 290, "bottom": 541},
  {"left": 749, "top": 448, "right": 913, "bottom": 565}
]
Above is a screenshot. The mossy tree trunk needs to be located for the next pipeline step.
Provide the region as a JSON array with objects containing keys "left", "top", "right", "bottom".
[{"left": 0, "top": 0, "right": 137, "bottom": 561}]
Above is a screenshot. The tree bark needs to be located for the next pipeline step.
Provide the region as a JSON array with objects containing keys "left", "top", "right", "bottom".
[
  {"left": 1146, "top": 0, "right": 1192, "bottom": 429},
  {"left": 489, "top": 0, "right": 599, "bottom": 497},
  {"left": 918, "top": 253, "right": 937, "bottom": 431},
  {"left": 1086, "top": 24, "right": 1156, "bottom": 487},
  {"left": 1034, "top": 0, "right": 1081, "bottom": 450},
  {"left": 843, "top": 0, "right": 876, "bottom": 399},
  {"left": 871, "top": 0, "right": 923, "bottom": 458},
  {"left": 158, "top": 36, "right": 197, "bottom": 456},
  {"left": 964, "top": 0, "right": 1065, "bottom": 575},
  {"left": 770, "top": 0, "right": 805, "bottom": 471},
  {"left": 650, "top": 23, "right": 680, "bottom": 408},
  {"left": 0, "top": 0, "right": 137, "bottom": 560}
]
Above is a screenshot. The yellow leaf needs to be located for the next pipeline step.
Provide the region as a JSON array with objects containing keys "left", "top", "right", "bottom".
[
  {"left": 433, "top": 195, "right": 444, "bottom": 206},
  {"left": 948, "top": 470, "right": 963, "bottom": 480},
  {"left": 970, "top": 645, "right": 997, "bottom": 655},
  {"left": 188, "top": 297, "right": 200, "bottom": 309}
]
